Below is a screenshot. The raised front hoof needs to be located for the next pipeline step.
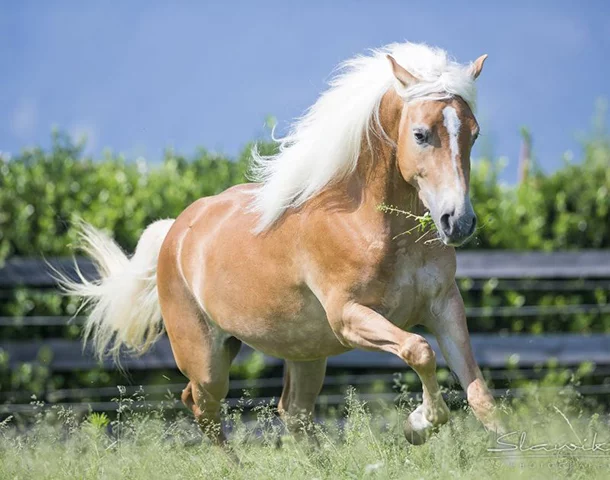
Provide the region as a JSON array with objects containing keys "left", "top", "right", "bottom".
[
  {"left": 403, "top": 405, "right": 447, "bottom": 445},
  {"left": 403, "top": 420, "right": 431, "bottom": 445}
]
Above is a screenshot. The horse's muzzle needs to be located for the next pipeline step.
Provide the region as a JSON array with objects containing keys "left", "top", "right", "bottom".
[{"left": 439, "top": 210, "right": 477, "bottom": 246}]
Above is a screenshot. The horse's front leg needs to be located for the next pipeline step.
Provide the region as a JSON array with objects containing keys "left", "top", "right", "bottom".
[
  {"left": 331, "top": 301, "right": 449, "bottom": 445},
  {"left": 426, "top": 282, "right": 504, "bottom": 433}
]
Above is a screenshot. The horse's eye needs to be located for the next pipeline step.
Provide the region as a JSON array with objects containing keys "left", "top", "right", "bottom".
[{"left": 413, "top": 129, "right": 428, "bottom": 144}]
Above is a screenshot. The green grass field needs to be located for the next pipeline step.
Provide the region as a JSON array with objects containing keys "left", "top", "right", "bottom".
[{"left": 1, "top": 387, "right": 609, "bottom": 479}]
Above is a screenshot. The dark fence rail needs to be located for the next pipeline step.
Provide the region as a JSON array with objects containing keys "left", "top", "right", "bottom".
[
  {"left": 455, "top": 250, "right": 610, "bottom": 279},
  {"left": 2, "top": 334, "right": 609, "bottom": 372},
  {"left": 2, "top": 250, "right": 610, "bottom": 287},
  {"left": 2, "top": 302, "right": 610, "bottom": 328}
]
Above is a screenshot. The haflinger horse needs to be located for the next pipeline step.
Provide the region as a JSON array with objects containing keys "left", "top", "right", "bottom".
[{"left": 60, "top": 42, "right": 503, "bottom": 446}]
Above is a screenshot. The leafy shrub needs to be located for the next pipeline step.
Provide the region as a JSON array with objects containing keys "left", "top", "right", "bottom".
[{"left": 0, "top": 131, "right": 277, "bottom": 262}]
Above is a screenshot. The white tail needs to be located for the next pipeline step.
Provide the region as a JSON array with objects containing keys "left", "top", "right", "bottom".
[{"left": 55, "top": 219, "right": 175, "bottom": 362}]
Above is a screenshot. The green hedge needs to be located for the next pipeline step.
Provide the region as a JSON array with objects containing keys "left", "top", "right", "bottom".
[
  {"left": 470, "top": 139, "right": 609, "bottom": 250},
  {"left": 0, "top": 131, "right": 274, "bottom": 262}
]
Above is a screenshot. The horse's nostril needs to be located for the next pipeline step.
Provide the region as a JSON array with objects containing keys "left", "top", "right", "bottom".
[
  {"left": 440, "top": 213, "right": 451, "bottom": 234},
  {"left": 468, "top": 216, "right": 477, "bottom": 235}
]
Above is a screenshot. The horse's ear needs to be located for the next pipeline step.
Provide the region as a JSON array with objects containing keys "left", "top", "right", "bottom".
[
  {"left": 386, "top": 55, "right": 418, "bottom": 87},
  {"left": 469, "top": 54, "right": 488, "bottom": 79}
]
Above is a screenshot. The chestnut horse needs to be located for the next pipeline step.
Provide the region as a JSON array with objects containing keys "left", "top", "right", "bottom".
[{"left": 61, "top": 42, "right": 502, "bottom": 445}]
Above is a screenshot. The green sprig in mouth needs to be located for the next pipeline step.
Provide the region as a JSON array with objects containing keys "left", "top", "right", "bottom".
[{"left": 377, "top": 203, "right": 441, "bottom": 244}]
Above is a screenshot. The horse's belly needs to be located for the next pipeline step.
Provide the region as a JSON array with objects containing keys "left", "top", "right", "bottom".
[
  {"left": 208, "top": 287, "right": 348, "bottom": 361},
  {"left": 240, "top": 316, "right": 350, "bottom": 361}
]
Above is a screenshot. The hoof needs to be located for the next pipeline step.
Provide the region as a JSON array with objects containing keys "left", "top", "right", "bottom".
[
  {"left": 403, "top": 405, "right": 444, "bottom": 445},
  {"left": 403, "top": 420, "right": 430, "bottom": 445}
]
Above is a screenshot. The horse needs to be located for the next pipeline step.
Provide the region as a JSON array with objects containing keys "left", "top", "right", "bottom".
[{"left": 60, "top": 42, "right": 502, "bottom": 445}]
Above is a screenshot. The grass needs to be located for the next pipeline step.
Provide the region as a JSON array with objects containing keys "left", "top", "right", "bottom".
[{"left": 1, "top": 387, "right": 609, "bottom": 479}]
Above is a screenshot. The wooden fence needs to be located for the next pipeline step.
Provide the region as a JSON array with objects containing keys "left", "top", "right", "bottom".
[{"left": 1, "top": 251, "right": 609, "bottom": 414}]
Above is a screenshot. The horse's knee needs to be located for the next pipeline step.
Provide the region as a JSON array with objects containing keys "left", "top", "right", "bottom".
[
  {"left": 277, "top": 397, "right": 289, "bottom": 418},
  {"left": 192, "top": 378, "right": 229, "bottom": 410},
  {"left": 400, "top": 335, "right": 435, "bottom": 371},
  {"left": 467, "top": 379, "right": 493, "bottom": 407},
  {"left": 466, "top": 378, "right": 499, "bottom": 427},
  {"left": 280, "top": 405, "right": 315, "bottom": 439},
  {"left": 181, "top": 382, "right": 194, "bottom": 409},
  {"left": 185, "top": 379, "right": 228, "bottom": 443}
]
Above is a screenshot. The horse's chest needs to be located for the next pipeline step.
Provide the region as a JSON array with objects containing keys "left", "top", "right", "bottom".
[{"left": 380, "top": 250, "right": 450, "bottom": 327}]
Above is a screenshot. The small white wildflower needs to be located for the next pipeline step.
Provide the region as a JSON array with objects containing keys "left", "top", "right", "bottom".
[{"left": 364, "top": 461, "right": 384, "bottom": 474}]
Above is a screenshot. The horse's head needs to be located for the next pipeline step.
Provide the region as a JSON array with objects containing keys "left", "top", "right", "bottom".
[{"left": 387, "top": 54, "right": 487, "bottom": 246}]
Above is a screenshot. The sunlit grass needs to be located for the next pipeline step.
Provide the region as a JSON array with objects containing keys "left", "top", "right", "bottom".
[{"left": 1, "top": 385, "right": 609, "bottom": 479}]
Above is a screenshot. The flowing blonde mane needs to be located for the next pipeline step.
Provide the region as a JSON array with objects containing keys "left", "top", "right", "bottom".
[{"left": 249, "top": 42, "right": 478, "bottom": 232}]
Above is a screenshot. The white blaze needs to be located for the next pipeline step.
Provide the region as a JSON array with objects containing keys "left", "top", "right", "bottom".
[{"left": 442, "top": 106, "right": 463, "bottom": 196}]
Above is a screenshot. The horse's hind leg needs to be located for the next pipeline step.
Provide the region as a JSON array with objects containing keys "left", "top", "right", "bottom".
[
  {"left": 177, "top": 334, "right": 242, "bottom": 444},
  {"left": 183, "top": 334, "right": 241, "bottom": 444},
  {"left": 160, "top": 287, "right": 241, "bottom": 444},
  {"left": 278, "top": 359, "right": 326, "bottom": 440}
]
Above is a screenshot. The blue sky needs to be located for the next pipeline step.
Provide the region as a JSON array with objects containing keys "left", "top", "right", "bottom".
[{"left": 2, "top": 0, "right": 608, "bottom": 182}]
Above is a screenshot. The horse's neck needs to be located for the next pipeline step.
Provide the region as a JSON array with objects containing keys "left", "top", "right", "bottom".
[
  {"left": 354, "top": 90, "right": 425, "bottom": 229},
  {"left": 309, "top": 89, "right": 425, "bottom": 239}
]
